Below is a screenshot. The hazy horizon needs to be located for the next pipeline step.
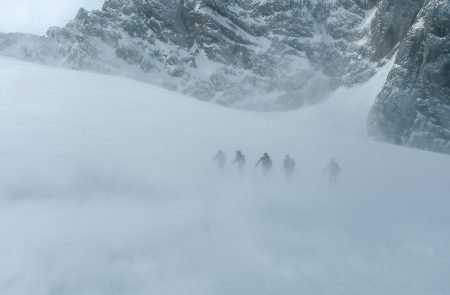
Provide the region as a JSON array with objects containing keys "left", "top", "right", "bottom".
[{"left": 0, "top": 0, "right": 103, "bottom": 35}]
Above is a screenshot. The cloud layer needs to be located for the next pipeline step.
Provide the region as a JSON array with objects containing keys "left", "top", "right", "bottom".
[{"left": 0, "top": 0, "right": 104, "bottom": 35}]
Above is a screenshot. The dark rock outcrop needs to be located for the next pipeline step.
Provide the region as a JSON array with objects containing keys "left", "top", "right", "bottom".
[
  {"left": 368, "top": 0, "right": 450, "bottom": 154},
  {"left": 370, "top": 0, "right": 426, "bottom": 58}
]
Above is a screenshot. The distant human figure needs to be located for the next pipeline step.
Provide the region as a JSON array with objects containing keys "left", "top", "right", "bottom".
[
  {"left": 213, "top": 150, "right": 227, "bottom": 173},
  {"left": 325, "top": 158, "right": 341, "bottom": 186},
  {"left": 255, "top": 153, "right": 273, "bottom": 176},
  {"left": 282, "top": 154, "right": 296, "bottom": 181},
  {"left": 231, "top": 150, "right": 246, "bottom": 173}
]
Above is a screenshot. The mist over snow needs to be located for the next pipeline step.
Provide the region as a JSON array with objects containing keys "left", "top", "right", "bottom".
[{"left": 0, "top": 56, "right": 450, "bottom": 295}]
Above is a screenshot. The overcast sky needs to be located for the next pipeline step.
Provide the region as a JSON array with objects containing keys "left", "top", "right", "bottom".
[{"left": 0, "top": 0, "right": 104, "bottom": 35}]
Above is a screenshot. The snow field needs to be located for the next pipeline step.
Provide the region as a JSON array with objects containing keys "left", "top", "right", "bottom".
[{"left": 0, "top": 57, "right": 450, "bottom": 295}]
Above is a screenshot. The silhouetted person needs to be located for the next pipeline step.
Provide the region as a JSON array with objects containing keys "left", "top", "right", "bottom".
[
  {"left": 325, "top": 158, "right": 341, "bottom": 186},
  {"left": 282, "top": 154, "right": 296, "bottom": 181},
  {"left": 213, "top": 150, "right": 227, "bottom": 173},
  {"left": 231, "top": 150, "right": 246, "bottom": 173},
  {"left": 255, "top": 153, "right": 273, "bottom": 176}
]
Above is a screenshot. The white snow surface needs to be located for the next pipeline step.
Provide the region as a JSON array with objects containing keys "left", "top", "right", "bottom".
[{"left": 0, "top": 57, "right": 450, "bottom": 295}]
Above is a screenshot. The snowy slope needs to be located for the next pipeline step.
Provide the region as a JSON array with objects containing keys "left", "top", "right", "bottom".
[
  {"left": 0, "top": 0, "right": 377, "bottom": 109},
  {"left": 0, "top": 57, "right": 450, "bottom": 295}
]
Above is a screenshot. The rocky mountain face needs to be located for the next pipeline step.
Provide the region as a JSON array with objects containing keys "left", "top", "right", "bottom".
[
  {"left": 368, "top": 0, "right": 450, "bottom": 154},
  {"left": 0, "top": 0, "right": 448, "bottom": 153},
  {"left": 1, "top": 0, "right": 377, "bottom": 109}
]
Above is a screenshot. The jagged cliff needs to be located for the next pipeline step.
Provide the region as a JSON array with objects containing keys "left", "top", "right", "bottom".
[
  {"left": 0, "top": 0, "right": 448, "bottom": 153},
  {"left": 368, "top": 0, "right": 450, "bottom": 154},
  {"left": 1, "top": 0, "right": 377, "bottom": 109}
]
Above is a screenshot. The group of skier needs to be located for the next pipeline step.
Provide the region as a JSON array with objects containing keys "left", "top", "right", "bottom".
[{"left": 214, "top": 150, "right": 341, "bottom": 184}]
